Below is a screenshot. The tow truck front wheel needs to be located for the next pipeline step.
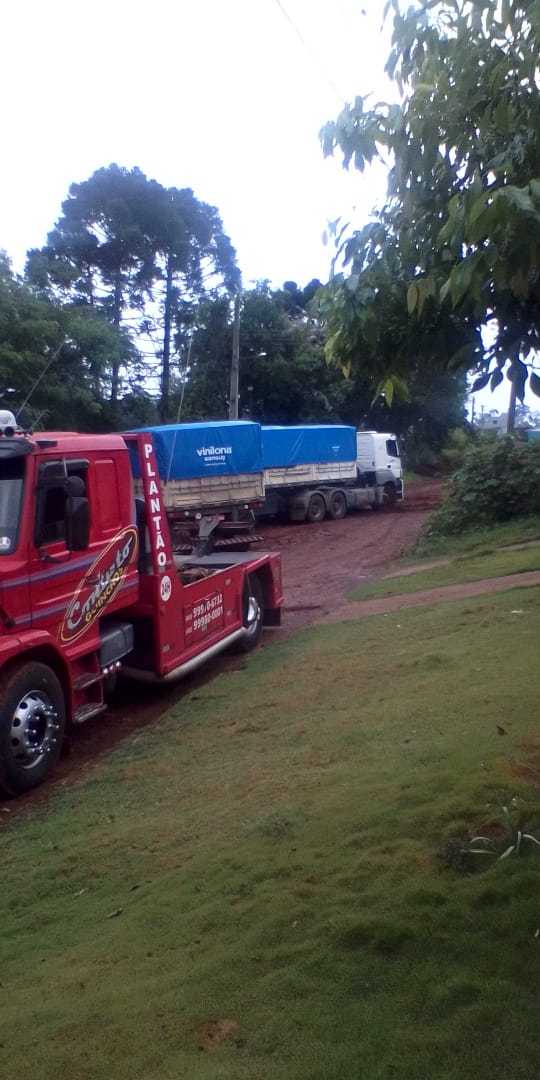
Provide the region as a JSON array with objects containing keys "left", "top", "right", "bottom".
[{"left": 0, "top": 662, "right": 66, "bottom": 795}]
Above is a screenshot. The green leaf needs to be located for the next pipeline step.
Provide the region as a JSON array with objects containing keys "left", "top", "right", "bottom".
[
  {"left": 449, "top": 261, "right": 472, "bottom": 308},
  {"left": 406, "top": 283, "right": 418, "bottom": 314},
  {"left": 472, "top": 371, "right": 491, "bottom": 392},
  {"left": 529, "top": 372, "right": 540, "bottom": 398},
  {"left": 389, "top": 373, "right": 410, "bottom": 403},
  {"left": 490, "top": 369, "right": 503, "bottom": 391},
  {"left": 382, "top": 377, "right": 394, "bottom": 406},
  {"left": 507, "top": 360, "right": 528, "bottom": 403},
  {"left": 439, "top": 278, "right": 451, "bottom": 304},
  {"left": 497, "top": 185, "right": 536, "bottom": 217}
]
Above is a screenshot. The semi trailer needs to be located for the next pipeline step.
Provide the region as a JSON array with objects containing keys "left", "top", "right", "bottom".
[{"left": 259, "top": 425, "right": 403, "bottom": 523}]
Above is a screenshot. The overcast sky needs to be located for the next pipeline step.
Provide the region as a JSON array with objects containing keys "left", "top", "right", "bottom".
[
  {"left": 1, "top": 0, "right": 390, "bottom": 286},
  {"left": 1, "top": 0, "right": 522, "bottom": 415}
]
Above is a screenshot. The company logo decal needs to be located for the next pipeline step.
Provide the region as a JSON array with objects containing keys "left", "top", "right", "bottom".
[
  {"left": 60, "top": 526, "right": 138, "bottom": 643},
  {"left": 196, "top": 444, "right": 232, "bottom": 465}
]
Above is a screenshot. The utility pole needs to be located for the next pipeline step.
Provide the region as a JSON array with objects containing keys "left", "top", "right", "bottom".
[
  {"left": 229, "top": 292, "right": 241, "bottom": 421},
  {"left": 507, "top": 379, "right": 517, "bottom": 433}
]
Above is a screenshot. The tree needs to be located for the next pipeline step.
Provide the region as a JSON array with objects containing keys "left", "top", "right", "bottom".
[
  {"left": 315, "top": 213, "right": 480, "bottom": 405},
  {"left": 0, "top": 253, "right": 114, "bottom": 430},
  {"left": 172, "top": 278, "right": 466, "bottom": 453},
  {"left": 27, "top": 166, "right": 156, "bottom": 409},
  {"left": 177, "top": 283, "right": 353, "bottom": 425},
  {"left": 319, "top": 0, "right": 540, "bottom": 421},
  {"left": 139, "top": 185, "right": 239, "bottom": 421},
  {"left": 26, "top": 166, "right": 239, "bottom": 421}
]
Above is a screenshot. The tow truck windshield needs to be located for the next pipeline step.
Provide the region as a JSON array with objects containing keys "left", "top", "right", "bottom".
[{"left": 0, "top": 459, "right": 24, "bottom": 553}]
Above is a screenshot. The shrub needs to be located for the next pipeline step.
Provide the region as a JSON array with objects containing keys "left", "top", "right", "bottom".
[{"left": 423, "top": 435, "right": 540, "bottom": 536}]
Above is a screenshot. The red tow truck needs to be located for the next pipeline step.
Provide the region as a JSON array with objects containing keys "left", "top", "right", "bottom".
[{"left": 0, "top": 412, "right": 282, "bottom": 795}]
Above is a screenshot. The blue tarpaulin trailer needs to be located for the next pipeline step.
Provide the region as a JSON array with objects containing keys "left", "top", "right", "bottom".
[
  {"left": 261, "top": 425, "right": 357, "bottom": 469},
  {"left": 125, "top": 421, "right": 403, "bottom": 532},
  {"left": 127, "top": 421, "right": 265, "bottom": 516},
  {"left": 129, "top": 421, "right": 263, "bottom": 479},
  {"left": 257, "top": 425, "right": 403, "bottom": 522}
]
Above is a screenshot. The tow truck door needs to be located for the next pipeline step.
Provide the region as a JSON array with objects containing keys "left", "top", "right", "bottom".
[{"left": 29, "top": 458, "right": 95, "bottom": 639}]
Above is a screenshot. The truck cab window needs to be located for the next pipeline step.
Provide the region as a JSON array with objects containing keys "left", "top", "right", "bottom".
[
  {"left": 35, "top": 468, "right": 88, "bottom": 548},
  {"left": 38, "top": 486, "right": 68, "bottom": 545},
  {"left": 0, "top": 458, "right": 24, "bottom": 554},
  {"left": 385, "top": 439, "right": 399, "bottom": 459}
]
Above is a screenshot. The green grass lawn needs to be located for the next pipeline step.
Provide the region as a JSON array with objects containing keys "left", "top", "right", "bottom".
[
  {"left": 414, "top": 512, "right": 540, "bottom": 560},
  {"left": 350, "top": 542, "right": 540, "bottom": 600},
  {"left": 3, "top": 588, "right": 540, "bottom": 1079}
]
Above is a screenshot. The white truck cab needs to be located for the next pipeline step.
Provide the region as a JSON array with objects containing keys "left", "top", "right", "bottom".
[{"left": 356, "top": 431, "right": 403, "bottom": 500}]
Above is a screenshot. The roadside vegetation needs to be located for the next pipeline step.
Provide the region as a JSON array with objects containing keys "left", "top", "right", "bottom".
[
  {"left": 424, "top": 437, "right": 540, "bottom": 538},
  {"left": 351, "top": 542, "right": 540, "bottom": 601},
  {"left": 353, "top": 437, "right": 540, "bottom": 601},
  {"left": 3, "top": 587, "right": 540, "bottom": 1080},
  {"left": 414, "top": 511, "right": 540, "bottom": 560}
]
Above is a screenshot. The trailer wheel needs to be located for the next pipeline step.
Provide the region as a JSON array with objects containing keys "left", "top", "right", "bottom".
[
  {"left": 238, "top": 574, "right": 263, "bottom": 652},
  {"left": 328, "top": 491, "right": 347, "bottom": 520},
  {"left": 0, "top": 662, "right": 66, "bottom": 795},
  {"left": 306, "top": 493, "right": 326, "bottom": 524}
]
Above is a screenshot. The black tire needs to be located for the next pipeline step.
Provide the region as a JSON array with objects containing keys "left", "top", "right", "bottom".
[
  {"left": 306, "top": 493, "right": 326, "bottom": 524},
  {"left": 328, "top": 491, "right": 347, "bottom": 520},
  {"left": 238, "top": 574, "right": 263, "bottom": 652},
  {"left": 382, "top": 482, "right": 398, "bottom": 509},
  {"left": 0, "top": 662, "right": 66, "bottom": 795}
]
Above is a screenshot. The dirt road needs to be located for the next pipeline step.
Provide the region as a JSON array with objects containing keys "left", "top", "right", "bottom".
[{"left": 257, "top": 479, "right": 442, "bottom": 633}]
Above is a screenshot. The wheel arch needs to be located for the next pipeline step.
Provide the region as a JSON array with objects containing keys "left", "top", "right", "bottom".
[
  {"left": 0, "top": 646, "right": 73, "bottom": 724},
  {"left": 382, "top": 480, "right": 398, "bottom": 508}
]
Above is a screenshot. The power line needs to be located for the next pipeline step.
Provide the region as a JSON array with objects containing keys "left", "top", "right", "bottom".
[{"left": 273, "top": 0, "right": 348, "bottom": 105}]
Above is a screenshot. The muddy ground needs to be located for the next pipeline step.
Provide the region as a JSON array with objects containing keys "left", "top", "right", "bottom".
[
  {"left": 0, "top": 480, "right": 442, "bottom": 813},
  {"left": 259, "top": 479, "right": 442, "bottom": 633}
]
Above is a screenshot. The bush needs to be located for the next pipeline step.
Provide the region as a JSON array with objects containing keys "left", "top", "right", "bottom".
[
  {"left": 424, "top": 436, "right": 540, "bottom": 536},
  {"left": 441, "top": 426, "right": 476, "bottom": 472}
]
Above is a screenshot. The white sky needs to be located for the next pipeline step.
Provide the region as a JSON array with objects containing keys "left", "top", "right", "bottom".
[
  {"left": 1, "top": 0, "right": 389, "bottom": 286},
  {"left": 0, "top": 0, "right": 525, "bottom": 416}
]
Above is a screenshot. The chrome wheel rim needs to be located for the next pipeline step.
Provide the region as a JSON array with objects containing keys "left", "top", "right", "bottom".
[
  {"left": 10, "top": 690, "right": 60, "bottom": 770},
  {"left": 245, "top": 593, "right": 261, "bottom": 634}
]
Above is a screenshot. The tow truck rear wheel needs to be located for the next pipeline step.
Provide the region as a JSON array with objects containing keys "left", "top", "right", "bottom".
[
  {"left": 0, "top": 662, "right": 66, "bottom": 795},
  {"left": 237, "top": 574, "right": 263, "bottom": 652}
]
